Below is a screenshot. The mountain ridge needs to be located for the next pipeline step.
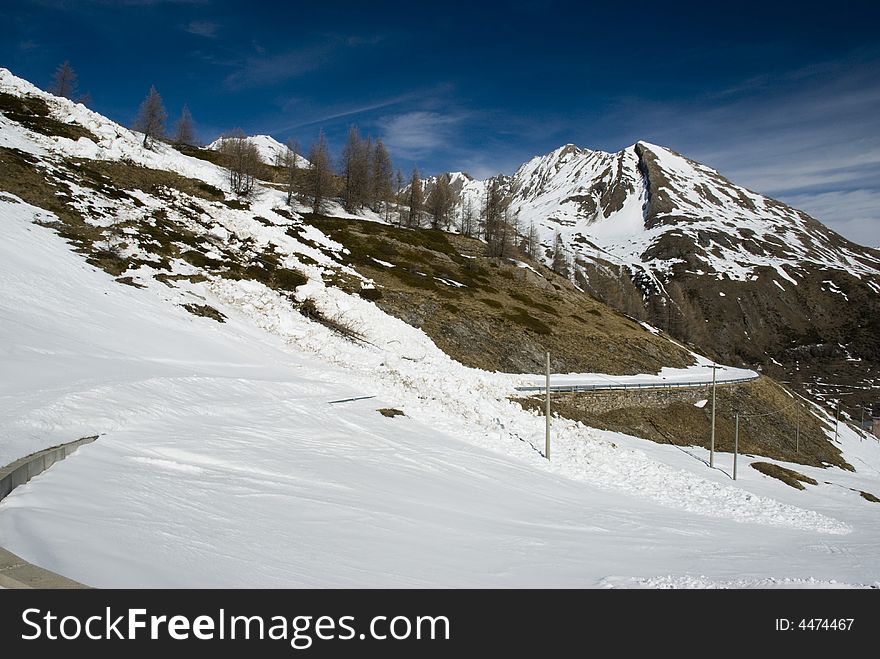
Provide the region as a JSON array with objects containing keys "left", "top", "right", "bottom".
[
  {"left": 420, "top": 138, "right": 880, "bottom": 411},
  {"left": 2, "top": 65, "right": 877, "bottom": 414}
]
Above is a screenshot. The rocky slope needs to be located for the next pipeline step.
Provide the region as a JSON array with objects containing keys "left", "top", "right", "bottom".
[{"left": 426, "top": 143, "right": 880, "bottom": 415}]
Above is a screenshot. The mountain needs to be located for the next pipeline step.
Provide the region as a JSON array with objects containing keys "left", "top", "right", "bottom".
[
  {"left": 206, "top": 133, "right": 310, "bottom": 168},
  {"left": 2, "top": 66, "right": 880, "bottom": 588},
  {"left": 426, "top": 143, "right": 880, "bottom": 411}
]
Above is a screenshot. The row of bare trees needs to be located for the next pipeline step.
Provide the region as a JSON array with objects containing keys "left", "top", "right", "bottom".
[
  {"left": 45, "top": 64, "right": 578, "bottom": 279},
  {"left": 46, "top": 63, "right": 193, "bottom": 149},
  {"left": 129, "top": 85, "right": 194, "bottom": 149},
  {"left": 403, "top": 172, "right": 568, "bottom": 270}
]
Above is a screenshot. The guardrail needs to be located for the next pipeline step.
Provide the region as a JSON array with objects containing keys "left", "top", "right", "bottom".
[
  {"left": 0, "top": 436, "right": 96, "bottom": 588},
  {"left": 0, "top": 436, "right": 97, "bottom": 503},
  {"left": 514, "top": 374, "right": 760, "bottom": 394}
]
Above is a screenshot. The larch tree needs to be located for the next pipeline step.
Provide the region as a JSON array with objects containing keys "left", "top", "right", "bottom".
[
  {"left": 426, "top": 173, "right": 454, "bottom": 230},
  {"left": 283, "top": 139, "right": 301, "bottom": 206},
  {"left": 551, "top": 230, "right": 570, "bottom": 278},
  {"left": 341, "top": 126, "right": 371, "bottom": 212},
  {"left": 371, "top": 139, "right": 394, "bottom": 217},
  {"left": 523, "top": 222, "right": 541, "bottom": 259},
  {"left": 394, "top": 168, "right": 405, "bottom": 226},
  {"left": 483, "top": 177, "right": 512, "bottom": 256},
  {"left": 49, "top": 61, "right": 78, "bottom": 99},
  {"left": 308, "top": 130, "right": 333, "bottom": 214},
  {"left": 407, "top": 168, "right": 423, "bottom": 228},
  {"left": 218, "top": 131, "right": 263, "bottom": 197},
  {"left": 173, "top": 105, "right": 196, "bottom": 146},
  {"left": 460, "top": 195, "right": 475, "bottom": 237},
  {"left": 134, "top": 85, "right": 167, "bottom": 149}
]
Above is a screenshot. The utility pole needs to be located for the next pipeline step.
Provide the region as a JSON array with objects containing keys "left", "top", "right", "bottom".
[
  {"left": 545, "top": 351, "right": 551, "bottom": 461},
  {"left": 795, "top": 402, "right": 800, "bottom": 453},
  {"left": 704, "top": 363, "right": 723, "bottom": 468},
  {"left": 733, "top": 413, "right": 739, "bottom": 481}
]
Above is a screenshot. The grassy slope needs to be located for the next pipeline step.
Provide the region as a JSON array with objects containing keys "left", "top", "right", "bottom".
[{"left": 302, "top": 215, "right": 694, "bottom": 375}]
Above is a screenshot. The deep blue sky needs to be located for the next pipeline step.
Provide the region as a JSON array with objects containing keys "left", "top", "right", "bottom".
[{"left": 2, "top": 0, "right": 879, "bottom": 246}]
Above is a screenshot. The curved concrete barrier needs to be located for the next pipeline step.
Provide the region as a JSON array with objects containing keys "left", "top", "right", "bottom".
[{"left": 0, "top": 436, "right": 96, "bottom": 588}]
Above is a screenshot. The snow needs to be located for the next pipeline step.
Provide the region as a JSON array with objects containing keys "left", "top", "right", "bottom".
[
  {"left": 435, "top": 276, "right": 466, "bottom": 288},
  {"left": 206, "top": 134, "right": 310, "bottom": 168},
  {"left": 513, "top": 259, "right": 542, "bottom": 276},
  {"left": 421, "top": 135, "right": 880, "bottom": 290},
  {"left": 694, "top": 399, "right": 708, "bottom": 409},
  {"left": 5, "top": 197, "right": 879, "bottom": 587},
  {"left": 518, "top": 358, "right": 758, "bottom": 389},
  {"left": 2, "top": 69, "right": 880, "bottom": 588},
  {"left": 822, "top": 279, "right": 849, "bottom": 301}
]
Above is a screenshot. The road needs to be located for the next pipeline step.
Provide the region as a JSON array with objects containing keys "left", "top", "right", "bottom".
[{"left": 514, "top": 365, "right": 760, "bottom": 393}]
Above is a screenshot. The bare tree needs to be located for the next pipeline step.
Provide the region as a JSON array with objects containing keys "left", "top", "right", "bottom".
[
  {"left": 460, "top": 195, "right": 475, "bottom": 237},
  {"left": 523, "top": 222, "right": 541, "bottom": 259},
  {"left": 371, "top": 139, "right": 394, "bottom": 218},
  {"left": 407, "top": 168, "right": 423, "bottom": 228},
  {"left": 341, "top": 126, "right": 370, "bottom": 212},
  {"left": 282, "top": 139, "right": 301, "bottom": 206},
  {"left": 394, "top": 168, "right": 405, "bottom": 226},
  {"left": 308, "top": 130, "right": 333, "bottom": 214},
  {"left": 426, "top": 173, "right": 454, "bottom": 230},
  {"left": 551, "top": 230, "right": 570, "bottom": 277},
  {"left": 484, "top": 177, "right": 513, "bottom": 256},
  {"left": 218, "top": 132, "right": 264, "bottom": 196},
  {"left": 134, "top": 86, "right": 167, "bottom": 149},
  {"left": 173, "top": 105, "right": 196, "bottom": 146},
  {"left": 49, "top": 61, "right": 78, "bottom": 99}
]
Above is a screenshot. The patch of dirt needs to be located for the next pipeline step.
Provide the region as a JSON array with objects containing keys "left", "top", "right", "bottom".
[
  {"left": 181, "top": 303, "right": 226, "bottom": 323},
  {"left": 751, "top": 462, "right": 818, "bottom": 490},
  {"left": 857, "top": 490, "right": 880, "bottom": 503}
]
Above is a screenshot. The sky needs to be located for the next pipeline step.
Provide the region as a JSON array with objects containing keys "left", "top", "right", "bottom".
[{"left": 1, "top": 0, "right": 878, "bottom": 246}]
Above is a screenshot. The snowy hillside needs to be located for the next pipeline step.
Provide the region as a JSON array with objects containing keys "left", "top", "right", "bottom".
[
  {"left": 2, "top": 192, "right": 880, "bottom": 588},
  {"left": 2, "top": 67, "right": 880, "bottom": 588},
  {"left": 207, "top": 133, "right": 310, "bottom": 168}
]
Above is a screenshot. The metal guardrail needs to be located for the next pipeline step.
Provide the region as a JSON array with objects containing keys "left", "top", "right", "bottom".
[
  {"left": 0, "top": 436, "right": 98, "bottom": 503},
  {"left": 0, "top": 436, "right": 97, "bottom": 588},
  {"left": 514, "top": 374, "right": 759, "bottom": 394}
]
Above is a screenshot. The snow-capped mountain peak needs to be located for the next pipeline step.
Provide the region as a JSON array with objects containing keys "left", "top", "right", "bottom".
[{"left": 207, "top": 133, "right": 309, "bottom": 168}]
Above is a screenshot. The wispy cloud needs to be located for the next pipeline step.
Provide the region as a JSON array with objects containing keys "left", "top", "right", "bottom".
[
  {"left": 270, "top": 85, "right": 454, "bottom": 134},
  {"left": 223, "top": 45, "right": 333, "bottom": 91},
  {"left": 378, "top": 111, "right": 467, "bottom": 160},
  {"left": 592, "top": 54, "right": 880, "bottom": 246},
  {"left": 784, "top": 189, "right": 880, "bottom": 249},
  {"left": 221, "top": 34, "right": 388, "bottom": 92},
  {"left": 184, "top": 20, "right": 219, "bottom": 38},
  {"left": 277, "top": 98, "right": 409, "bottom": 131},
  {"left": 345, "top": 34, "right": 385, "bottom": 47}
]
